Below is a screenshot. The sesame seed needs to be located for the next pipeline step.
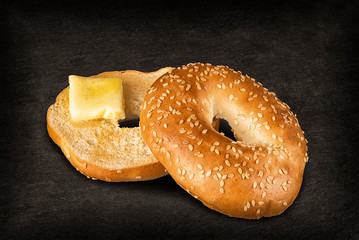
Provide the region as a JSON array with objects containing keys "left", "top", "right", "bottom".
[
  {"left": 220, "top": 180, "right": 224, "bottom": 187},
  {"left": 206, "top": 170, "right": 212, "bottom": 176},
  {"left": 189, "top": 145, "right": 194, "bottom": 151},
  {"left": 220, "top": 188, "right": 224, "bottom": 194},
  {"left": 213, "top": 141, "right": 220, "bottom": 146},
  {"left": 262, "top": 192, "right": 267, "bottom": 198},
  {"left": 253, "top": 182, "right": 257, "bottom": 188},
  {"left": 202, "top": 129, "right": 208, "bottom": 134},
  {"left": 232, "top": 147, "right": 237, "bottom": 153},
  {"left": 197, "top": 164, "right": 203, "bottom": 169},
  {"left": 188, "top": 135, "right": 196, "bottom": 139}
]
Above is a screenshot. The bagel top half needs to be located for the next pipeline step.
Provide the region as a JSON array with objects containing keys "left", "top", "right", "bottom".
[{"left": 140, "top": 63, "right": 308, "bottom": 219}]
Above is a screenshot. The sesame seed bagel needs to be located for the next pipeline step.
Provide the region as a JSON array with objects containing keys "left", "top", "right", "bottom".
[{"left": 140, "top": 63, "right": 308, "bottom": 219}]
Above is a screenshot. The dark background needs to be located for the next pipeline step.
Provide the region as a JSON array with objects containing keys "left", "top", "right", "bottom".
[{"left": 1, "top": 0, "right": 358, "bottom": 239}]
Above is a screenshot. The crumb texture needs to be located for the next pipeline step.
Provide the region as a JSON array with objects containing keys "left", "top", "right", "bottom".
[{"left": 47, "top": 67, "right": 172, "bottom": 171}]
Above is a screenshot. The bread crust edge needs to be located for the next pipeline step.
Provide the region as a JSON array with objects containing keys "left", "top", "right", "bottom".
[{"left": 47, "top": 105, "right": 167, "bottom": 182}]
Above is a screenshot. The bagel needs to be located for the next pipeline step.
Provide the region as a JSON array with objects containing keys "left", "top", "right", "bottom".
[
  {"left": 140, "top": 63, "right": 308, "bottom": 219},
  {"left": 47, "top": 67, "right": 172, "bottom": 182}
]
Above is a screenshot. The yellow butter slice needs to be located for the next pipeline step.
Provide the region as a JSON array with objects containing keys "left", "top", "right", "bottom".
[{"left": 69, "top": 75, "right": 125, "bottom": 122}]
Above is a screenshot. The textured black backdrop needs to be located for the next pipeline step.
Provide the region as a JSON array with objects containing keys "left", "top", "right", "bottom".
[{"left": 1, "top": 0, "right": 358, "bottom": 239}]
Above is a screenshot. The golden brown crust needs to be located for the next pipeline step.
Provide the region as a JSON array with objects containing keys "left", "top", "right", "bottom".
[{"left": 140, "top": 63, "right": 308, "bottom": 219}]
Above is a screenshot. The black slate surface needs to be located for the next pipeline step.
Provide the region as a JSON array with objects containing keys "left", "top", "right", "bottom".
[{"left": 1, "top": 0, "right": 358, "bottom": 239}]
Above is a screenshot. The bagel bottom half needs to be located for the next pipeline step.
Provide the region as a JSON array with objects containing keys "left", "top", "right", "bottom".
[{"left": 47, "top": 68, "right": 172, "bottom": 182}]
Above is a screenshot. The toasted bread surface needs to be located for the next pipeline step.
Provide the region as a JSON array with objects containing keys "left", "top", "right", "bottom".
[{"left": 47, "top": 68, "right": 172, "bottom": 181}]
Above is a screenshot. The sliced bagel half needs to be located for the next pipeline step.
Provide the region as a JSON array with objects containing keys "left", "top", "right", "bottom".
[{"left": 47, "top": 67, "right": 172, "bottom": 182}]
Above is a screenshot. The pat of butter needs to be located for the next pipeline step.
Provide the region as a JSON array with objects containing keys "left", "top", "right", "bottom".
[{"left": 69, "top": 75, "right": 125, "bottom": 122}]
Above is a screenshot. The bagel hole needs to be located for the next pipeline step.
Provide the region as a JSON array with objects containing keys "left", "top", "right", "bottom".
[
  {"left": 119, "top": 119, "right": 140, "bottom": 128},
  {"left": 218, "top": 119, "right": 237, "bottom": 141}
]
